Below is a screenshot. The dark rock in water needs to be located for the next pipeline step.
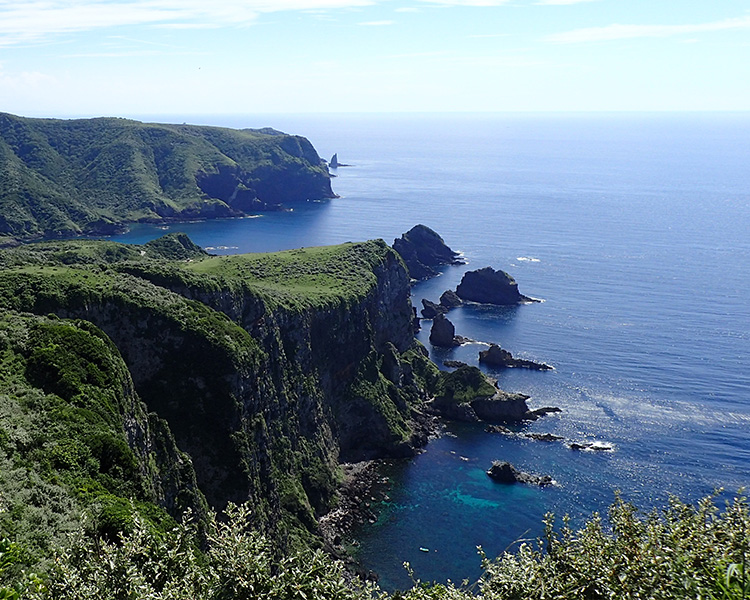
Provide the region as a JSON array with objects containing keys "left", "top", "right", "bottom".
[
  {"left": 443, "top": 360, "right": 469, "bottom": 369},
  {"left": 485, "top": 424, "right": 512, "bottom": 434},
  {"left": 455, "top": 267, "right": 536, "bottom": 305},
  {"left": 471, "top": 390, "right": 533, "bottom": 422},
  {"left": 528, "top": 406, "right": 562, "bottom": 419},
  {"left": 524, "top": 432, "right": 564, "bottom": 442},
  {"left": 479, "top": 344, "right": 553, "bottom": 370},
  {"left": 569, "top": 440, "right": 614, "bottom": 452},
  {"left": 393, "top": 224, "right": 464, "bottom": 280},
  {"left": 429, "top": 314, "right": 461, "bottom": 347},
  {"left": 330, "top": 153, "right": 339, "bottom": 168},
  {"left": 428, "top": 365, "right": 548, "bottom": 423},
  {"left": 486, "top": 461, "right": 553, "bottom": 486},
  {"left": 439, "top": 289, "right": 463, "bottom": 308},
  {"left": 421, "top": 298, "right": 448, "bottom": 319}
]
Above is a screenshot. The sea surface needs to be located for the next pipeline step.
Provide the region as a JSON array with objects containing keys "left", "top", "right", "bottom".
[{"left": 114, "top": 113, "right": 750, "bottom": 590}]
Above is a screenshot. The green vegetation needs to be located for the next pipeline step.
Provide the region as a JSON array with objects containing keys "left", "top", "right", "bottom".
[
  {"left": 433, "top": 365, "right": 498, "bottom": 404},
  {"left": 5, "top": 233, "right": 744, "bottom": 599},
  {"left": 0, "top": 492, "right": 746, "bottom": 599},
  {"left": 0, "top": 113, "right": 333, "bottom": 244},
  {"left": 0, "top": 312, "right": 187, "bottom": 574},
  {"left": 185, "top": 240, "right": 391, "bottom": 311},
  {"left": 0, "top": 233, "right": 427, "bottom": 572}
]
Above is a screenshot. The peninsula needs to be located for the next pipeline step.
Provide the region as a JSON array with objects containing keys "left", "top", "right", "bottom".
[{"left": 0, "top": 113, "right": 334, "bottom": 244}]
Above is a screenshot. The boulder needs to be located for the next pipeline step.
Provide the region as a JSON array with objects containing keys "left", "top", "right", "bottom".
[
  {"left": 421, "top": 299, "right": 448, "bottom": 319},
  {"left": 486, "top": 461, "right": 553, "bottom": 486},
  {"left": 478, "top": 344, "right": 553, "bottom": 371},
  {"left": 429, "top": 314, "right": 461, "bottom": 347},
  {"left": 455, "top": 267, "right": 535, "bottom": 305},
  {"left": 439, "top": 289, "right": 463, "bottom": 309},
  {"left": 393, "top": 225, "right": 464, "bottom": 280}
]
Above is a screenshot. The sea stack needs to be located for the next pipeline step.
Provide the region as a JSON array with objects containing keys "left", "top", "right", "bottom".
[
  {"left": 429, "top": 314, "right": 460, "bottom": 347},
  {"left": 455, "top": 267, "right": 535, "bottom": 305},
  {"left": 392, "top": 224, "right": 464, "bottom": 280}
]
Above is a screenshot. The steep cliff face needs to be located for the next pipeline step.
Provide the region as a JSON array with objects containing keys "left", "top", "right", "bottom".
[
  {"left": 0, "top": 237, "right": 433, "bottom": 547},
  {"left": 0, "top": 311, "right": 206, "bottom": 564}
]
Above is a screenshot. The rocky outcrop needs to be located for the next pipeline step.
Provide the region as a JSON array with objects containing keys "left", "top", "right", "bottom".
[
  {"left": 569, "top": 440, "right": 615, "bottom": 451},
  {"left": 471, "top": 391, "right": 536, "bottom": 422},
  {"left": 443, "top": 360, "right": 469, "bottom": 369},
  {"left": 429, "top": 314, "right": 463, "bottom": 347},
  {"left": 525, "top": 432, "right": 564, "bottom": 442},
  {"left": 455, "top": 267, "right": 535, "bottom": 305},
  {"left": 421, "top": 299, "right": 448, "bottom": 319},
  {"left": 392, "top": 224, "right": 464, "bottom": 280},
  {"left": 439, "top": 289, "right": 462, "bottom": 309},
  {"left": 479, "top": 344, "right": 553, "bottom": 370},
  {"left": 486, "top": 461, "right": 553, "bottom": 486},
  {"left": 428, "top": 365, "right": 544, "bottom": 423}
]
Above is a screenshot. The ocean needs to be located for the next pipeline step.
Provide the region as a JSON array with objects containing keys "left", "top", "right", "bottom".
[{"left": 114, "top": 112, "right": 750, "bottom": 590}]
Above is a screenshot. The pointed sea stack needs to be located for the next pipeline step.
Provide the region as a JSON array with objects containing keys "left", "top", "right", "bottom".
[
  {"left": 392, "top": 224, "right": 464, "bottom": 280},
  {"left": 429, "top": 314, "right": 460, "bottom": 347}
]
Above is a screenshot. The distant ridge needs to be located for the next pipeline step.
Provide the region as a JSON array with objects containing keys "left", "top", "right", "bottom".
[{"left": 0, "top": 113, "right": 335, "bottom": 244}]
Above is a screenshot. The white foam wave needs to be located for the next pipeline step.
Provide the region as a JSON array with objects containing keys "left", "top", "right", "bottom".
[{"left": 517, "top": 256, "right": 541, "bottom": 262}]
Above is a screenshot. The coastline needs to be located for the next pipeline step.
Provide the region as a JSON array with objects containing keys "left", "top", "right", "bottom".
[{"left": 319, "top": 460, "right": 393, "bottom": 581}]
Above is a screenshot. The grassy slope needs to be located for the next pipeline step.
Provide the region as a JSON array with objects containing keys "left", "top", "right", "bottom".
[{"left": 0, "top": 113, "right": 333, "bottom": 244}]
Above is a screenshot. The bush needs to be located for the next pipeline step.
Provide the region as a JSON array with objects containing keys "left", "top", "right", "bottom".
[{"left": 14, "top": 493, "right": 748, "bottom": 599}]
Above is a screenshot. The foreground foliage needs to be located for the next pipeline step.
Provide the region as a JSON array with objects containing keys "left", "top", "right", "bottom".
[{"left": 0, "top": 493, "right": 747, "bottom": 599}]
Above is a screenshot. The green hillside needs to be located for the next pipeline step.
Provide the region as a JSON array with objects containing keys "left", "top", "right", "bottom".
[{"left": 0, "top": 114, "right": 334, "bottom": 244}]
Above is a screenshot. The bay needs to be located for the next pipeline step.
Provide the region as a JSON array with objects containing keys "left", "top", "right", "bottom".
[{"left": 114, "top": 112, "right": 750, "bottom": 590}]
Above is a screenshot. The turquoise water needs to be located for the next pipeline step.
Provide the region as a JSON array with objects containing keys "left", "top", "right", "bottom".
[{"left": 114, "top": 113, "right": 750, "bottom": 590}]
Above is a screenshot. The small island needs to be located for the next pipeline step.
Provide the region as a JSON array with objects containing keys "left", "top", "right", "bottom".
[{"left": 455, "top": 266, "right": 537, "bottom": 305}]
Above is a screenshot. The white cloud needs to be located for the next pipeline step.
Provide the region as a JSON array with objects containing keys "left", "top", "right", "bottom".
[
  {"left": 358, "top": 19, "right": 394, "bottom": 25},
  {"left": 0, "top": 64, "right": 57, "bottom": 90},
  {"left": 536, "top": 0, "right": 597, "bottom": 5},
  {"left": 546, "top": 15, "right": 750, "bottom": 43},
  {"left": 0, "top": 0, "right": 375, "bottom": 45},
  {"left": 415, "top": 0, "right": 512, "bottom": 6}
]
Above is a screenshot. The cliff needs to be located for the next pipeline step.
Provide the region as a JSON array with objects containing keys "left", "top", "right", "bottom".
[
  {"left": 0, "top": 234, "right": 435, "bottom": 553},
  {"left": 0, "top": 113, "right": 335, "bottom": 244},
  {"left": 0, "top": 311, "right": 206, "bottom": 566}
]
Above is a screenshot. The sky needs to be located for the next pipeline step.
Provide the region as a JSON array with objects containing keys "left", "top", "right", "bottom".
[{"left": 1, "top": 0, "right": 749, "bottom": 117}]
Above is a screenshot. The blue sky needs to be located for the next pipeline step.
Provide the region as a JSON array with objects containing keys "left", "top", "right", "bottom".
[{"left": 1, "top": 0, "right": 749, "bottom": 116}]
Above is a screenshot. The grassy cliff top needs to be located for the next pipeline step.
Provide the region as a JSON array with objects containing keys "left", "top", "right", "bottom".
[
  {"left": 184, "top": 239, "right": 396, "bottom": 310},
  {"left": 0, "top": 234, "right": 401, "bottom": 314}
]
